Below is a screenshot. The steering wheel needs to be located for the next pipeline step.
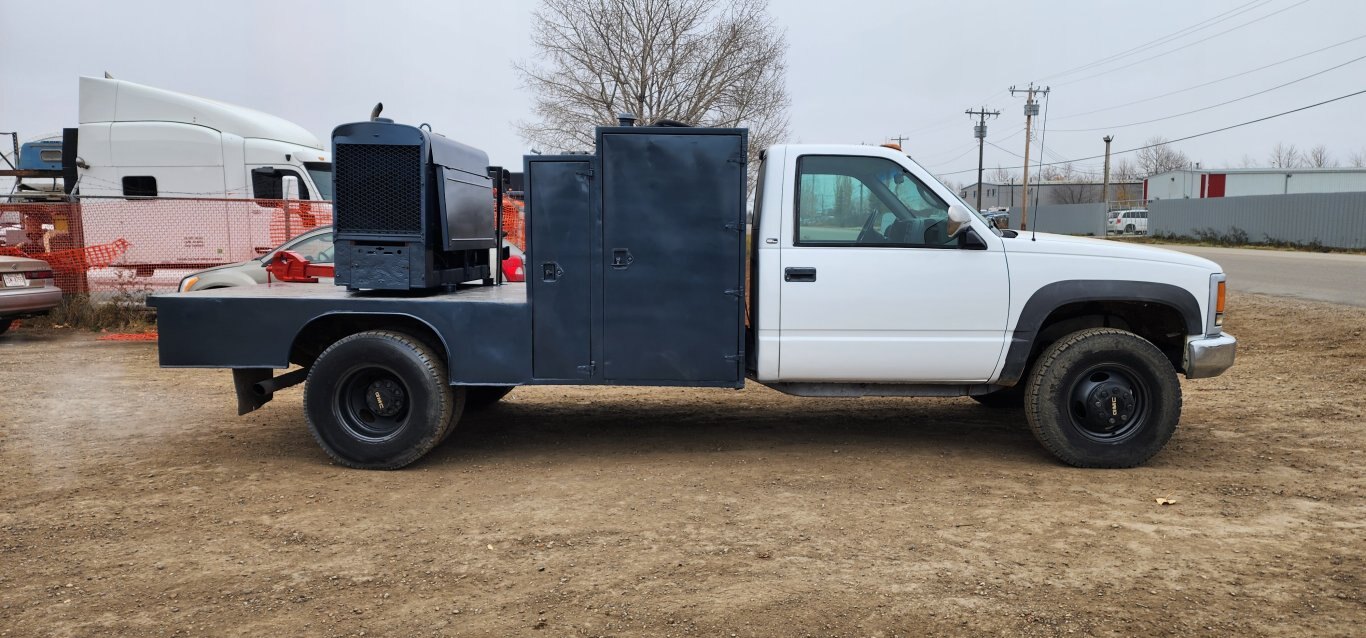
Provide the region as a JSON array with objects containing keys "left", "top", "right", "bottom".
[{"left": 856, "top": 227, "right": 884, "bottom": 243}]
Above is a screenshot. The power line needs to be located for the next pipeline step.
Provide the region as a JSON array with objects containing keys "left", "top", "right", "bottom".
[
  {"left": 899, "top": 1, "right": 1315, "bottom": 162},
  {"left": 1052, "top": 34, "right": 1366, "bottom": 121},
  {"left": 1040, "top": 0, "right": 1272, "bottom": 83},
  {"left": 922, "top": 143, "right": 984, "bottom": 168},
  {"left": 900, "top": 1, "right": 1294, "bottom": 141},
  {"left": 1055, "top": 0, "right": 1314, "bottom": 87},
  {"left": 933, "top": 88, "right": 1366, "bottom": 176},
  {"left": 1052, "top": 52, "right": 1366, "bottom": 132}
]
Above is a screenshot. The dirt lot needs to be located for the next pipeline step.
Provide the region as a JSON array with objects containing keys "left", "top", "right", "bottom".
[{"left": 1, "top": 292, "right": 1362, "bottom": 637}]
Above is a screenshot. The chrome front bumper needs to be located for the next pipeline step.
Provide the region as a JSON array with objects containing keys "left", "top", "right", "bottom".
[{"left": 1185, "top": 333, "right": 1237, "bottom": 379}]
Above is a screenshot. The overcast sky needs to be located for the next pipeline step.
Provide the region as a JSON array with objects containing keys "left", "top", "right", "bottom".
[{"left": 3, "top": 0, "right": 1364, "bottom": 184}]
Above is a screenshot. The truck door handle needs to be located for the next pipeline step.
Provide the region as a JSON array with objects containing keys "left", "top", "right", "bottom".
[
  {"left": 611, "top": 248, "right": 634, "bottom": 269},
  {"left": 784, "top": 267, "right": 817, "bottom": 282}
]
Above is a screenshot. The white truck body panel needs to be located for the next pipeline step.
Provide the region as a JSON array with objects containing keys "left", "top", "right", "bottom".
[
  {"left": 755, "top": 144, "right": 1225, "bottom": 386},
  {"left": 765, "top": 144, "right": 1010, "bottom": 382}
]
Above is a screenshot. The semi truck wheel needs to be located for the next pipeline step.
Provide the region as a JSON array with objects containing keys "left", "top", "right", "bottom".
[
  {"left": 971, "top": 385, "right": 1024, "bottom": 409},
  {"left": 465, "top": 386, "right": 514, "bottom": 411},
  {"left": 303, "top": 330, "right": 458, "bottom": 469},
  {"left": 1024, "top": 328, "right": 1181, "bottom": 468}
]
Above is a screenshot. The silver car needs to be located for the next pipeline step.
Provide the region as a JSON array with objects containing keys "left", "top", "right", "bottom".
[
  {"left": 179, "top": 227, "right": 334, "bottom": 292},
  {"left": 0, "top": 256, "right": 62, "bottom": 334}
]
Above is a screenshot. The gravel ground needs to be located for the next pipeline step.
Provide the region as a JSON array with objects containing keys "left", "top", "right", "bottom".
[{"left": 0, "top": 292, "right": 1362, "bottom": 637}]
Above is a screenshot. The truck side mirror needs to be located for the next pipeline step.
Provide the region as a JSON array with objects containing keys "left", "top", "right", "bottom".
[
  {"left": 946, "top": 204, "right": 973, "bottom": 238},
  {"left": 281, "top": 175, "right": 299, "bottom": 201}
]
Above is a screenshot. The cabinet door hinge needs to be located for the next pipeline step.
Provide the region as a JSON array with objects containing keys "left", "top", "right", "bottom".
[{"left": 577, "top": 360, "right": 596, "bottom": 375}]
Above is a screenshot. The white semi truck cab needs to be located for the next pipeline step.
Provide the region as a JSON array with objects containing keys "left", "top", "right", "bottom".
[
  {"left": 150, "top": 118, "right": 1235, "bottom": 471},
  {"left": 6, "top": 77, "right": 333, "bottom": 288},
  {"left": 75, "top": 76, "right": 332, "bottom": 203}
]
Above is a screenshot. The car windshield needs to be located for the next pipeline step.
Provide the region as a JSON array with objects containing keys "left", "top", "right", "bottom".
[{"left": 305, "top": 162, "right": 333, "bottom": 201}]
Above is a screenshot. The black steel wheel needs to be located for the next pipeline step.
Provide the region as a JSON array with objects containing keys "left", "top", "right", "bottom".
[
  {"left": 304, "top": 330, "right": 457, "bottom": 469},
  {"left": 1024, "top": 328, "right": 1181, "bottom": 468}
]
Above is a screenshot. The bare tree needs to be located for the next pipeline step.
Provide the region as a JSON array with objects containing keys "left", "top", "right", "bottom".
[
  {"left": 1111, "top": 158, "right": 1142, "bottom": 183},
  {"left": 937, "top": 176, "right": 962, "bottom": 194},
  {"left": 990, "top": 165, "right": 1017, "bottom": 185},
  {"left": 1039, "top": 162, "right": 1076, "bottom": 182},
  {"left": 1351, "top": 148, "right": 1366, "bottom": 168},
  {"left": 1136, "top": 137, "right": 1190, "bottom": 176},
  {"left": 1237, "top": 153, "right": 1258, "bottom": 168},
  {"left": 1050, "top": 182, "right": 1101, "bottom": 205},
  {"left": 515, "top": 0, "right": 790, "bottom": 164},
  {"left": 1268, "top": 142, "right": 1302, "bottom": 169},
  {"left": 1304, "top": 144, "right": 1337, "bottom": 168}
]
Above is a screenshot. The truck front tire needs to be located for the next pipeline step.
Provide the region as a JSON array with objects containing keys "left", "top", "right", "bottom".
[
  {"left": 303, "top": 330, "right": 460, "bottom": 470},
  {"left": 1024, "top": 328, "right": 1181, "bottom": 468}
]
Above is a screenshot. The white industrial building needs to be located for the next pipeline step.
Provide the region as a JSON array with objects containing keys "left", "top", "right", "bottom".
[{"left": 1143, "top": 167, "right": 1366, "bottom": 200}]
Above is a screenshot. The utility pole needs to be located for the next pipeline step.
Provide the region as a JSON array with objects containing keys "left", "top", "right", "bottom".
[
  {"left": 1009, "top": 83, "right": 1049, "bottom": 231},
  {"left": 1101, "top": 135, "right": 1114, "bottom": 209},
  {"left": 889, "top": 134, "right": 909, "bottom": 149},
  {"left": 965, "top": 107, "right": 1000, "bottom": 210}
]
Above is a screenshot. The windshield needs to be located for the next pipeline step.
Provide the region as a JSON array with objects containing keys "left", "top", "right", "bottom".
[{"left": 305, "top": 162, "right": 333, "bottom": 201}]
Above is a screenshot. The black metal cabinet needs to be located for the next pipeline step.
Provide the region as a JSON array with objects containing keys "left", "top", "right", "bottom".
[
  {"left": 526, "top": 158, "right": 595, "bottom": 380},
  {"left": 524, "top": 127, "right": 747, "bottom": 388},
  {"left": 598, "top": 129, "right": 747, "bottom": 386}
]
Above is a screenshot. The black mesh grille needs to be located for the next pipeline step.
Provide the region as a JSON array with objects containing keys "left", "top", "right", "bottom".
[{"left": 335, "top": 144, "right": 422, "bottom": 235}]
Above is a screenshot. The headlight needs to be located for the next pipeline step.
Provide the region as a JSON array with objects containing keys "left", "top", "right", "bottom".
[{"left": 1207, "top": 273, "right": 1226, "bottom": 334}]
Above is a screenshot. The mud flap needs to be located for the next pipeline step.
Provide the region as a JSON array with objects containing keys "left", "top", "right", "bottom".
[{"left": 233, "top": 368, "right": 273, "bottom": 416}]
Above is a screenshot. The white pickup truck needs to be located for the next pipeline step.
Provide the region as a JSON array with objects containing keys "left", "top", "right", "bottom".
[{"left": 151, "top": 121, "right": 1236, "bottom": 471}]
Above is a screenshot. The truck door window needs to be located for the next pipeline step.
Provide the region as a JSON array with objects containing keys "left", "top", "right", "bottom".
[
  {"left": 795, "top": 155, "right": 952, "bottom": 247},
  {"left": 252, "top": 169, "right": 312, "bottom": 201},
  {"left": 122, "top": 176, "right": 158, "bottom": 199},
  {"left": 304, "top": 162, "right": 333, "bottom": 200}
]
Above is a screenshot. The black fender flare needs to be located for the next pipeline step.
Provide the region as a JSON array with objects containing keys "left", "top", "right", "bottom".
[{"left": 997, "top": 280, "right": 1202, "bottom": 386}]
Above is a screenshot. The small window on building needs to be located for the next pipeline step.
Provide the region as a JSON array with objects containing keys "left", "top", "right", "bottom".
[
  {"left": 122, "top": 176, "right": 157, "bottom": 198},
  {"left": 988, "top": 188, "right": 996, "bottom": 197}
]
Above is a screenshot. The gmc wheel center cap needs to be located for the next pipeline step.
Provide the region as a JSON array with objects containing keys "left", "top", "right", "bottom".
[{"left": 366, "top": 379, "right": 405, "bottom": 417}]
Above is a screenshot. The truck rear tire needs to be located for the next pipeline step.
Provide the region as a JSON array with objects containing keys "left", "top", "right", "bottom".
[
  {"left": 1024, "top": 328, "right": 1181, "bottom": 468},
  {"left": 465, "top": 386, "right": 514, "bottom": 411},
  {"left": 303, "top": 330, "right": 458, "bottom": 470}
]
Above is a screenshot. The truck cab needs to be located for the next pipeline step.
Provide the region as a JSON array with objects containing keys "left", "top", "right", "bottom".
[
  {"left": 151, "top": 120, "right": 1235, "bottom": 471},
  {"left": 67, "top": 76, "right": 333, "bottom": 289}
]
